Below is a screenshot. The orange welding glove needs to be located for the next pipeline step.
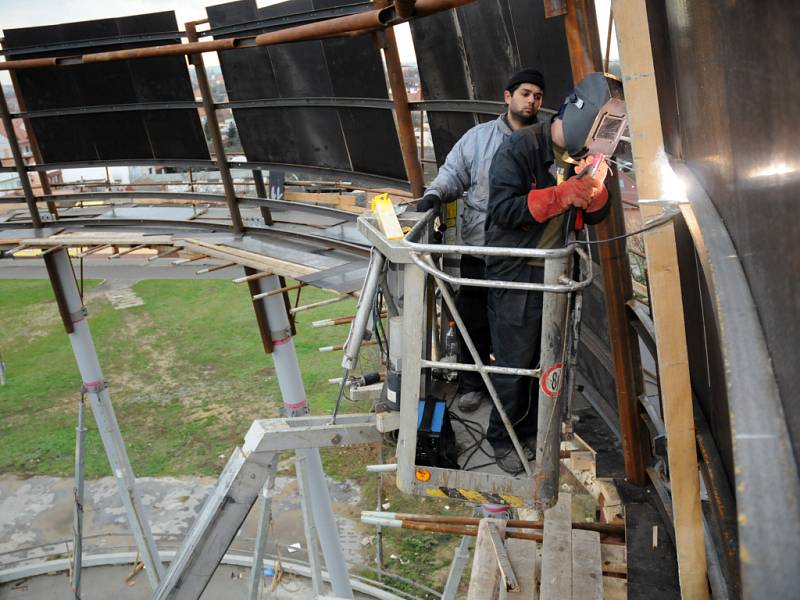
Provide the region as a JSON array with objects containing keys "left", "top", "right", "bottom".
[{"left": 527, "top": 175, "right": 597, "bottom": 223}]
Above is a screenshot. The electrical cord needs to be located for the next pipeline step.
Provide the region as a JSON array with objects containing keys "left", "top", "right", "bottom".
[{"left": 567, "top": 205, "right": 680, "bottom": 246}]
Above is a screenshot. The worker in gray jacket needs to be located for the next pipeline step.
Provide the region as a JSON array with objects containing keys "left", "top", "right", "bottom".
[{"left": 417, "top": 69, "right": 547, "bottom": 412}]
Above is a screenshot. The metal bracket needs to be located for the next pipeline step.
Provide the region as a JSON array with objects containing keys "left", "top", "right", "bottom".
[
  {"left": 70, "top": 306, "right": 88, "bottom": 322},
  {"left": 270, "top": 327, "right": 292, "bottom": 342},
  {"left": 81, "top": 379, "right": 107, "bottom": 394}
]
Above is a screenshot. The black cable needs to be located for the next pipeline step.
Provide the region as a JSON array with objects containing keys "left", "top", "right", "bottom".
[{"left": 567, "top": 208, "right": 678, "bottom": 246}]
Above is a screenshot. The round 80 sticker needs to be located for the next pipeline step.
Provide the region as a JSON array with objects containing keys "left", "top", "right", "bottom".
[{"left": 540, "top": 363, "right": 564, "bottom": 398}]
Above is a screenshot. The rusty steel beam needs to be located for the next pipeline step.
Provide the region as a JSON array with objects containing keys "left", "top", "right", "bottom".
[
  {"left": 0, "top": 80, "right": 41, "bottom": 228},
  {"left": 563, "top": 0, "right": 649, "bottom": 485},
  {"left": 0, "top": 0, "right": 478, "bottom": 72},
  {"left": 395, "top": 0, "right": 417, "bottom": 19},
  {"left": 1, "top": 42, "right": 58, "bottom": 218},
  {"left": 374, "top": 1, "right": 425, "bottom": 198},
  {"left": 185, "top": 22, "right": 244, "bottom": 234},
  {"left": 386, "top": 512, "right": 626, "bottom": 536}
]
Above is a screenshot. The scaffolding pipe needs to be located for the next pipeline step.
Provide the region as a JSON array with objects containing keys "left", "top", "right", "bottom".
[
  {"left": 70, "top": 394, "right": 87, "bottom": 599},
  {"left": 252, "top": 275, "right": 354, "bottom": 598},
  {"left": 532, "top": 253, "right": 572, "bottom": 511},
  {"left": 361, "top": 511, "right": 625, "bottom": 536},
  {"left": 47, "top": 249, "right": 164, "bottom": 589},
  {"left": 246, "top": 455, "right": 278, "bottom": 600}
]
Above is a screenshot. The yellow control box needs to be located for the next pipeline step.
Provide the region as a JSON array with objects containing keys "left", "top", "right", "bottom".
[{"left": 371, "top": 193, "right": 405, "bottom": 240}]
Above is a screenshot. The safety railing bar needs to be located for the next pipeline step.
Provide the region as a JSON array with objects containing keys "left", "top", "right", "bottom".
[
  {"left": 419, "top": 254, "right": 532, "bottom": 475},
  {"left": 410, "top": 251, "right": 591, "bottom": 293},
  {"left": 420, "top": 359, "right": 540, "bottom": 378},
  {"left": 401, "top": 210, "right": 573, "bottom": 259},
  {"left": 407, "top": 239, "right": 576, "bottom": 259}
]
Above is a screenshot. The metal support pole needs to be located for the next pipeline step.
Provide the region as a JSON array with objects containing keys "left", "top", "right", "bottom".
[
  {"left": 252, "top": 274, "right": 355, "bottom": 598},
  {"left": 185, "top": 22, "right": 244, "bottom": 234},
  {"left": 296, "top": 455, "right": 325, "bottom": 596},
  {"left": 47, "top": 249, "right": 163, "bottom": 589},
  {"left": 71, "top": 393, "right": 87, "bottom": 599},
  {"left": 441, "top": 535, "right": 472, "bottom": 600},
  {"left": 533, "top": 254, "right": 572, "bottom": 511},
  {"left": 268, "top": 170, "right": 285, "bottom": 201},
  {"left": 246, "top": 454, "right": 279, "bottom": 600},
  {"left": 373, "top": 1, "right": 424, "bottom": 198},
  {"left": 252, "top": 169, "right": 274, "bottom": 225},
  {"left": 0, "top": 77, "right": 41, "bottom": 228}
]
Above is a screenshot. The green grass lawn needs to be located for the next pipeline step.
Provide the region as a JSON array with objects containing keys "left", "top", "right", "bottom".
[
  {"left": 0, "top": 275, "right": 461, "bottom": 595},
  {"left": 0, "top": 277, "right": 380, "bottom": 477}
]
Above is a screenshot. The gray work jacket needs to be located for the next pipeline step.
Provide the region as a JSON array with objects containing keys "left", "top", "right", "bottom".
[{"left": 425, "top": 115, "right": 515, "bottom": 247}]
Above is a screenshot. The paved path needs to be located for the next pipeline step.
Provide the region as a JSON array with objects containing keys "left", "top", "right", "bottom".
[
  {"left": 0, "top": 473, "right": 365, "bottom": 568},
  {"left": 0, "top": 257, "right": 242, "bottom": 285}
]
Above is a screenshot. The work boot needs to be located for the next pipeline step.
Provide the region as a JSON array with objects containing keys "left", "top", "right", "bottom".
[
  {"left": 523, "top": 436, "right": 537, "bottom": 461},
  {"left": 493, "top": 444, "right": 525, "bottom": 476},
  {"left": 456, "top": 390, "right": 488, "bottom": 413}
]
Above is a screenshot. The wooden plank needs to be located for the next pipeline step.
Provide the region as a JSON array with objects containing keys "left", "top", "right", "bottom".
[
  {"left": 285, "top": 191, "right": 357, "bottom": 205},
  {"left": 22, "top": 233, "right": 172, "bottom": 246},
  {"left": 180, "top": 238, "right": 317, "bottom": 278},
  {"left": 540, "top": 492, "right": 572, "bottom": 600},
  {"left": 603, "top": 576, "right": 627, "bottom": 600},
  {"left": 564, "top": 446, "right": 624, "bottom": 524},
  {"left": 572, "top": 529, "right": 603, "bottom": 600},
  {"left": 488, "top": 523, "right": 520, "bottom": 593},
  {"left": 601, "top": 542, "right": 627, "bottom": 576},
  {"left": 504, "top": 539, "right": 539, "bottom": 600},
  {"left": 468, "top": 519, "right": 506, "bottom": 600},
  {"left": 612, "top": 1, "right": 709, "bottom": 598}
]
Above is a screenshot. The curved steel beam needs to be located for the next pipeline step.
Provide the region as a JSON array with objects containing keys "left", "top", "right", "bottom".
[
  {"left": 0, "top": 191, "right": 361, "bottom": 224},
  {"left": 675, "top": 160, "right": 800, "bottom": 598},
  {"left": 2, "top": 158, "right": 411, "bottom": 191}
]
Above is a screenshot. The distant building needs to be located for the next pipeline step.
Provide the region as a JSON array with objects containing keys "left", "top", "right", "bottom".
[{"left": 0, "top": 121, "right": 62, "bottom": 194}]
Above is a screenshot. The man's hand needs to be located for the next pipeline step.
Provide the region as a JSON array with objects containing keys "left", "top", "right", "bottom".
[
  {"left": 553, "top": 175, "right": 599, "bottom": 210},
  {"left": 416, "top": 193, "right": 441, "bottom": 212},
  {"left": 575, "top": 154, "right": 609, "bottom": 193},
  {"left": 527, "top": 175, "right": 599, "bottom": 222},
  {"left": 575, "top": 154, "right": 609, "bottom": 212}
]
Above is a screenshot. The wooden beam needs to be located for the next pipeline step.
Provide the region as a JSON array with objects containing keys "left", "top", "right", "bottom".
[
  {"left": 611, "top": 1, "right": 709, "bottom": 598},
  {"left": 540, "top": 492, "right": 572, "bottom": 600},
  {"left": 468, "top": 518, "right": 506, "bottom": 600},
  {"left": 504, "top": 539, "right": 539, "bottom": 599},
  {"left": 572, "top": 529, "right": 603, "bottom": 600}
]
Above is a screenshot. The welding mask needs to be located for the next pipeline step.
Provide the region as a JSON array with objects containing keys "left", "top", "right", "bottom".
[{"left": 559, "top": 72, "right": 626, "bottom": 159}]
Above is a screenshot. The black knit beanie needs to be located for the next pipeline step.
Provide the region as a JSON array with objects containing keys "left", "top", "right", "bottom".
[{"left": 505, "top": 68, "right": 546, "bottom": 93}]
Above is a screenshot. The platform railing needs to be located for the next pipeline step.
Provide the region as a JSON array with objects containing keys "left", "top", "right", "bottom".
[{"left": 357, "top": 210, "right": 591, "bottom": 509}]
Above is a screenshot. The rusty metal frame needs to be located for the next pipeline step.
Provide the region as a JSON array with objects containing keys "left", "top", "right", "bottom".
[
  {"left": 0, "top": 0, "right": 479, "bottom": 72},
  {"left": 562, "top": 0, "right": 649, "bottom": 485},
  {"left": 185, "top": 21, "right": 244, "bottom": 234}
]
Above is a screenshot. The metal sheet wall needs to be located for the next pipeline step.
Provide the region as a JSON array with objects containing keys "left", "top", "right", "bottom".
[
  {"left": 3, "top": 12, "right": 209, "bottom": 163},
  {"left": 652, "top": 0, "right": 800, "bottom": 467},
  {"left": 206, "top": 0, "right": 406, "bottom": 181},
  {"left": 411, "top": 0, "right": 574, "bottom": 164}
]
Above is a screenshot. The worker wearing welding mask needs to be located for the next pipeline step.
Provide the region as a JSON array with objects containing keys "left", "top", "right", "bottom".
[{"left": 483, "top": 74, "right": 613, "bottom": 474}]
